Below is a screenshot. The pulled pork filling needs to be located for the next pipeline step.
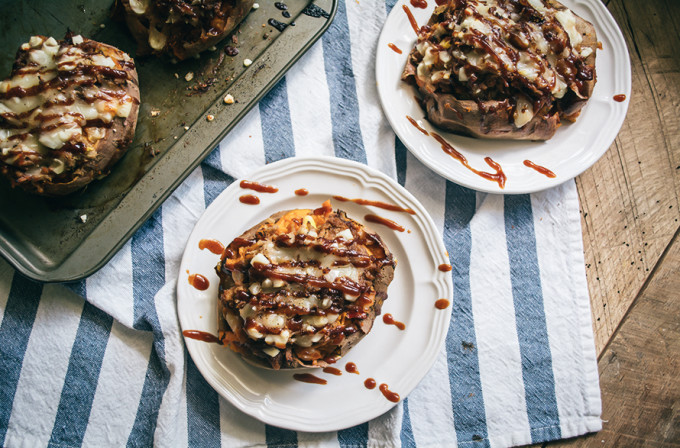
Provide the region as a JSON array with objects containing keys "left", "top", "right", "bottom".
[
  {"left": 216, "top": 201, "right": 395, "bottom": 369},
  {"left": 402, "top": 0, "right": 596, "bottom": 132}
]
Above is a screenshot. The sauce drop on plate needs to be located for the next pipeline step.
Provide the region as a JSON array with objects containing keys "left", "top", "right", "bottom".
[
  {"left": 438, "top": 263, "right": 452, "bottom": 272},
  {"left": 240, "top": 180, "right": 279, "bottom": 193},
  {"left": 435, "top": 299, "right": 450, "bottom": 310},
  {"left": 523, "top": 160, "right": 556, "bottom": 178},
  {"left": 379, "top": 383, "right": 400, "bottom": 403},
  {"left": 383, "top": 313, "right": 406, "bottom": 330},
  {"left": 239, "top": 194, "right": 260, "bottom": 205},
  {"left": 345, "top": 362, "right": 359, "bottom": 374},
  {"left": 188, "top": 273, "right": 209, "bottom": 291},
  {"left": 364, "top": 378, "right": 377, "bottom": 389},
  {"left": 182, "top": 330, "right": 220, "bottom": 343},
  {"left": 613, "top": 94, "right": 626, "bottom": 102},
  {"left": 364, "top": 214, "right": 405, "bottom": 232},
  {"left": 198, "top": 239, "right": 224, "bottom": 255},
  {"left": 293, "top": 373, "right": 327, "bottom": 385},
  {"left": 410, "top": 0, "right": 427, "bottom": 7},
  {"left": 294, "top": 188, "right": 309, "bottom": 196},
  {"left": 322, "top": 367, "right": 342, "bottom": 376},
  {"left": 388, "top": 43, "right": 403, "bottom": 54}
]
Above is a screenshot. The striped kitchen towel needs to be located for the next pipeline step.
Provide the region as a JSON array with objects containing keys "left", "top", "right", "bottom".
[{"left": 0, "top": 1, "right": 602, "bottom": 447}]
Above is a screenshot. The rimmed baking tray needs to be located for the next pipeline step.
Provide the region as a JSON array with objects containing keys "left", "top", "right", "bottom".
[{"left": 0, "top": 0, "right": 337, "bottom": 282}]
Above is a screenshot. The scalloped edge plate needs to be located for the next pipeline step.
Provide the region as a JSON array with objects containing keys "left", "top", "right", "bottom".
[
  {"left": 376, "top": 0, "right": 631, "bottom": 194},
  {"left": 177, "top": 156, "right": 453, "bottom": 432}
]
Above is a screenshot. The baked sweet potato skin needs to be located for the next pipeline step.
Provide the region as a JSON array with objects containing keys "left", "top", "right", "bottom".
[
  {"left": 119, "top": 0, "right": 255, "bottom": 60},
  {"left": 0, "top": 35, "right": 140, "bottom": 196},
  {"left": 402, "top": 0, "right": 598, "bottom": 140},
  {"left": 215, "top": 204, "right": 396, "bottom": 370}
]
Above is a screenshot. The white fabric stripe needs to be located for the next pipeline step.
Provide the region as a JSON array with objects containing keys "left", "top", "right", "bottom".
[
  {"left": 297, "top": 431, "right": 341, "bottom": 448},
  {"left": 4, "top": 285, "right": 83, "bottom": 447},
  {"left": 219, "top": 107, "right": 265, "bottom": 180},
  {"left": 345, "top": 0, "right": 396, "bottom": 177},
  {"left": 368, "top": 405, "right": 401, "bottom": 447},
  {"left": 81, "top": 321, "right": 154, "bottom": 447},
  {"left": 87, "top": 241, "right": 134, "bottom": 328},
  {"left": 403, "top": 152, "right": 457, "bottom": 447},
  {"left": 531, "top": 182, "right": 602, "bottom": 439},
  {"left": 287, "top": 41, "right": 335, "bottom": 159},
  {"left": 469, "top": 194, "right": 531, "bottom": 448},
  {"left": 218, "top": 396, "right": 267, "bottom": 447},
  {"left": 154, "top": 169, "right": 206, "bottom": 448},
  {"left": 0, "top": 259, "right": 14, "bottom": 328}
]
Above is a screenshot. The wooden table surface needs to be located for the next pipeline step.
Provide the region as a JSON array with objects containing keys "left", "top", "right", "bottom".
[{"left": 541, "top": 0, "right": 680, "bottom": 445}]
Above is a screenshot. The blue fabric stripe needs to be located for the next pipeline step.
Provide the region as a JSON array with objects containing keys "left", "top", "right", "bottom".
[
  {"left": 265, "top": 425, "right": 297, "bottom": 447},
  {"left": 504, "top": 195, "right": 562, "bottom": 443},
  {"left": 64, "top": 279, "right": 86, "bottom": 298},
  {"left": 48, "top": 301, "right": 113, "bottom": 447},
  {"left": 201, "top": 146, "right": 235, "bottom": 208},
  {"left": 127, "top": 211, "right": 170, "bottom": 447},
  {"left": 400, "top": 398, "right": 416, "bottom": 448},
  {"left": 338, "top": 423, "right": 368, "bottom": 448},
  {"left": 259, "top": 77, "right": 295, "bottom": 163},
  {"left": 0, "top": 273, "right": 42, "bottom": 446},
  {"left": 395, "top": 136, "right": 408, "bottom": 187},
  {"left": 321, "top": 0, "right": 367, "bottom": 163},
  {"left": 443, "top": 182, "right": 490, "bottom": 447},
  {"left": 186, "top": 350, "right": 220, "bottom": 448},
  {"left": 385, "top": 0, "right": 398, "bottom": 13}
]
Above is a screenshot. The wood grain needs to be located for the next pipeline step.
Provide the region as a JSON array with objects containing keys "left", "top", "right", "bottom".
[
  {"left": 546, "top": 229, "right": 680, "bottom": 447},
  {"left": 578, "top": 0, "right": 680, "bottom": 355}
]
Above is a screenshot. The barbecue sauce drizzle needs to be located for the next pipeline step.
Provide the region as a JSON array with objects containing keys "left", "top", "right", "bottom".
[
  {"left": 199, "top": 239, "right": 225, "bottom": 255},
  {"left": 403, "top": 4, "right": 419, "bottom": 34},
  {"left": 383, "top": 313, "right": 406, "bottom": 330},
  {"left": 240, "top": 180, "right": 279, "bottom": 193},
  {"left": 345, "top": 362, "right": 359, "bottom": 374},
  {"left": 406, "top": 115, "right": 429, "bottom": 136},
  {"left": 364, "top": 214, "right": 405, "bottom": 232},
  {"left": 293, "top": 373, "right": 327, "bottom": 385},
  {"left": 379, "top": 383, "right": 400, "bottom": 403},
  {"left": 523, "top": 160, "right": 556, "bottom": 178},
  {"left": 183, "top": 330, "right": 220, "bottom": 343},
  {"left": 388, "top": 43, "right": 403, "bottom": 54},
  {"left": 294, "top": 188, "right": 309, "bottom": 196},
  {"left": 239, "top": 194, "right": 260, "bottom": 205},
  {"left": 188, "top": 273, "right": 209, "bottom": 290},
  {"left": 333, "top": 196, "right": 415, "bottom": 215}
]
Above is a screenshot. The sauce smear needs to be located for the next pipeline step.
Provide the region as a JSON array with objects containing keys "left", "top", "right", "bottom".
[
  {"left": 188, "top": 273, "right": 209, "bottom": 291},
  {"left": 364, "top": 214, "right": 405, "bottom": 232},
  {"left": 439, "top": 263, "right": 452, "bottom": 272},
  {"left": 431, "top": 132, "right": 506, "bottom": 189},
  {"left": 406, "top": 115, "right": 429, "bottom": 136},
  {"left": 410, "top": 0, "right": 427, "bottom": 7},
  {"left": 293, "top": 373, "right": 327, "bottom": 385},
  {"left": 333, "top": 196, "right": 415, "bottom": 215},
  {"left": 239, "top": 194, "right": 260, "bottom": 205},
  {"left": 523, "top": 160, "right": 556, "bottom": 178},
  {"left": 183, "top": 330, "right": 220, "bottom": 343},
  {"left": 402, "top": 4, "right": 419, "bottom": 34},
  {"left": 613, "top": 94, "right": 626, "bottom": 102},
  {"left": 198, "top": 239, "right": 224, "bottom": 255},
  {"left": 383, "top": 313, "right": 406, "bottom": 330},
  {"left": 345, "top": 362, "right": 359, "bottom": 374},
  {"left": 388, "top": 43, "right": 403, "bottom": 54},
  {"left": 322, "top": 367, "right": 342, "bottom": 376},
  {"left": 379, "top": 383, "right": 401, "bottom": 403},
  {"left": 364, "top": 378, "right": 377, "bottom": 389},
  {"left": 435, "top": 299, "right": 450, "bottom": 310},
  {"left": 240, "top": 180, "right": 279, "bottom": 193},
  {"left": 295, "top": 188, "right": 309, "bottom": 196}
]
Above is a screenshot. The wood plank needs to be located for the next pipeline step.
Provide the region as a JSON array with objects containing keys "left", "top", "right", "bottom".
[
  {"left": 578, "top": 0, "right": 680, "bottom": 355},
  {"left": 545, "top": 229, "right": 680, "bottom": 447}
]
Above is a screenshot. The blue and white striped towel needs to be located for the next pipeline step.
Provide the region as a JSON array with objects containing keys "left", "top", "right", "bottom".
[{"left": 0, "top": 1, "right": 602, "bottom": 446}]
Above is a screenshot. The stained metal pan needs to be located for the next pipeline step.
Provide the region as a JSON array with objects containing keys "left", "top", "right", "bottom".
[{"left": 0, "top": 0, "right": 337, "bottom": 282}]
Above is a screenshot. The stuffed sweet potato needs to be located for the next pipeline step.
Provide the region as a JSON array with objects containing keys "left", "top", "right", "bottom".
[
  {"left": 215, "top": 200, "right": 396, "bottom": 370},
  {"left": 119, "top": 0, "right": 255, "bottom": 60},
  {"left": 0, "top": 34, "right": 139, "bottom": 196},
  {"left": 402, "top": 0, "right": 598, "bottom": 140}
]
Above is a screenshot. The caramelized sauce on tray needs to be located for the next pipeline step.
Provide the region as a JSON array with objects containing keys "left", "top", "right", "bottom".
[
  {"left": 438, "top": 263, "right": 452, "bottom": 272},
  {"left": 406, "top": 115, "right": 429, "bottom": 136},
  {"left": 431, "top": 132, "right": 507, "bottom": 189},
  {"left": 239, "top": 194, "right": 260, "bottom": 205},
  {"left": 613, "top": 94, "right": 627, "bottom": 102},
  {"left": 345, "top": 362, "right": 359, "bottom": 374},
  {"left": 323, "top": 367, "right": 342, "bottom": 376},
  {"left": 388, "top": 43, "right": 403, "bottom": 54},
  {"left": 403, "top": 4, "right": 419, "bottom": 34},
  {"left": 364, "top": 378, "right": 377, "bottom": 389},
  {"left": 364, "top": 214, "right": 405, "bottom": 232},
  {"left": 183, "top": 330, "right": 220, "bottom": 343},
  {"left": 293, "top": 373, "right": 327, "bottom": 385},
  {"left": 188, "top": 273, "right": 209, "bottom": 291},
  {"left": 435, "top": 299, "right": 450, "bottom": 310},
  {"left": 333, "top": 196, "right": 415, "bottom": 215},
  {"left": 379, "top": 383, "right": 400, "bottom": 403},
  {"left": 240, "top": 180, "right": 279, "bottom": 193},
  {"left": 294, "top": 188, "right": 309, "bottom": 196},
  {"left": 198, "top": 239, "right": 224, "bottom": 255},
  {"left": 523, "top": 160, "right": 556, "bottom": 178},
  {"left": 383, "top": 313, "right": 406, "bottom": 330}
]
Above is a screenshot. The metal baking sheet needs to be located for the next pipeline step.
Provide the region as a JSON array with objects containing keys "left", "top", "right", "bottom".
[{"left": 0, "top": 0, "right": 337, "bottom": 282}]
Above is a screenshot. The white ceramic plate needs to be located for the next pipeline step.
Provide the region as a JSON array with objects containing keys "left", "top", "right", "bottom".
[
  {"left": 177, "top": 156, "right": 453, "bottom": 432},
  {"left": 376, "top": 0, "right": 631, "bottom": 194}
]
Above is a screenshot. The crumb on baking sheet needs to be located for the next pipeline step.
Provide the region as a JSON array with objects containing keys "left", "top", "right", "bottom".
[
  {"left": 150, "top": 109, "right": 160, "bottom": 117},
  {"left": 206, "top": 114, "right": 215, "bottom": 122},
  {"left": 244, "top": 58, "right": 252, "bottom": 66},
  {"left": 224, "top": 94, "right": 235, "bottom": 104},
  {"left": 185, "top": 71, "right": 194, "bottom": 81}
]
